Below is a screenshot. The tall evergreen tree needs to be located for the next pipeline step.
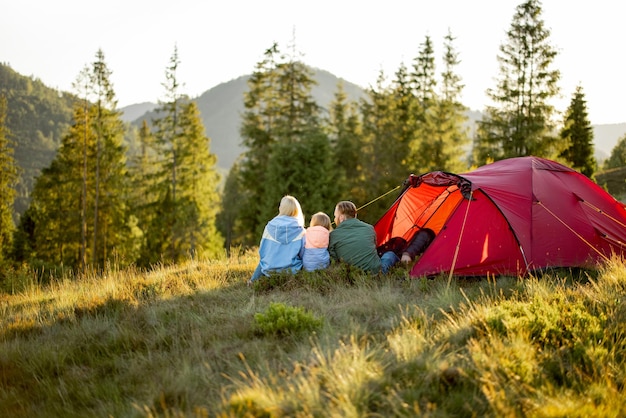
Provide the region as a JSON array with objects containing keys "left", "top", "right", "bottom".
[
  {"left": 359, "top": 70, "right": 405, "bottom": 222},
  {"left": 146, "top": 46, "right": 223, "bottom": 263},
  {"left": 409, "top": 35, "right": 439, "bottom": 173},
  {"left": 473, "top": 0, "right": 560, "bottom": 165},
  {"left": 174, "top": 101, "right": 223, "bottom": 258},
  {"left": 147, "top": 45, "right": 185, "bottom": 263},
  {"left": 28, "top": 114, "right": 89, "bottom": 267},
  {"left": 260, "top": 42, "right": 336, "bottom": 225},
  {"left": 216, "top": 160, "right": 244, "bottom": 255},
  {"left": 0, "top": 95, "right": 18, "bottom": 265},
  {"left": 128, "top": 120, "right": 157, "bottom": 263},
  {"left": 22, "top": 51, "right": 133, "bottom": 271},
  {"left": 326, "top": 82, "right": 366, "bottom": 204},
  {"left": 237, "top": 44, "right": 281, "bottom": 245},
  {"left": 415, "top": 30, "right": 470, "bottom": 172},
  {"left": 411, "top": 35, "right": 437, "bottom": 109},
  {"left": 389, "top": 63, "right": 419, "bottom": 177},
  {"left": 238, "top": 42, "right": 336, "bottom": 242},
  {"left": 88, "top": 49, "right": 131, "bottom": 267},
  {"left": 558, "top": 85, "right": 596, "bottom": 177},
  {"left": 73, "top": 66, "right": 92, "bottom": 270}
]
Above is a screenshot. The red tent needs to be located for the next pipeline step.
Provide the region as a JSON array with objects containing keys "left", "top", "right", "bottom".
[{"left": 374, "top": 156, "right": 626, "bottom": 277}]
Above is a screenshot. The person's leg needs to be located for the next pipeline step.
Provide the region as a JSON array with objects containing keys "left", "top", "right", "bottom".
[
  {"left": 404, "top": 229, "right": 435, "bottom": 260},
  {"left": 380, "top": 251, "right": 400, "bottom": 273}
]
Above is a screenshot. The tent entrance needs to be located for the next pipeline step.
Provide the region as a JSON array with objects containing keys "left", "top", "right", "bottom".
[{"left": 374, "top": 172, "right": 470, "bottom": 247}]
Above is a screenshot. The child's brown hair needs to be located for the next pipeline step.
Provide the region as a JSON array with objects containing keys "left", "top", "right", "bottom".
[{"left": 310, "top": 212, "right": 332, "bottom": 231}]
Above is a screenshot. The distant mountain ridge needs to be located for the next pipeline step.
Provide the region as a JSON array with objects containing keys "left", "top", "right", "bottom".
[
  {"left": 123, "top": 69, "right": 369, "bottom": 170},
  {"left": 121, "top": 70, "right": 624, "bottom": 170}
]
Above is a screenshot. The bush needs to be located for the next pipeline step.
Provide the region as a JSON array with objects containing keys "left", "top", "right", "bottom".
[{"left": 254, "top": 302, "right": 323, "bottom": 337}]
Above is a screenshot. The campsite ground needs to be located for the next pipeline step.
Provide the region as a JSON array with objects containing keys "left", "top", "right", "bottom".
[{"left": 1, "top": 253, "right": 625, "bottom": 416}]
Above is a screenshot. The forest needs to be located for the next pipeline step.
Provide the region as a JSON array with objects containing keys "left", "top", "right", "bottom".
[{"left": 1, "top": 0, "right": 626, "bottom": 281}]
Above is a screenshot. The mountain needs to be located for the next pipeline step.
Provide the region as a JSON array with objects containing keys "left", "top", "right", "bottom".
[
  {"left": 119, "top": 102, "right": 157, "bottom": 122},
  {"left": 123, "top": 68, "right": 368, "bottom": 170},
  {"left": 122, "top": 74, "right": 625, "bottom": 172},
  {"left": 0, "top": 63, "right": 76, "bottom": 217}
]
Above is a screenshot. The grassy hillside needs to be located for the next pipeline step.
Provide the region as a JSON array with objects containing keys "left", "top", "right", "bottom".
[{"left": 1, "top": 255, "right": 625, "bottom": 417}]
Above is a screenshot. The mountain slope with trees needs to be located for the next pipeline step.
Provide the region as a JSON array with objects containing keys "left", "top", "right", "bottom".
[
  {"left": 127, "top": 68, "right": 369, "bottom": 171},
  {"left": 122, "top": 72, "right": 622, "bottom": 173},
  {"left": 1, "top": 62, "right": 624, "bottom": 221},
  {"left": 0, "top": 63, "right": 76, "bottom": 217}
]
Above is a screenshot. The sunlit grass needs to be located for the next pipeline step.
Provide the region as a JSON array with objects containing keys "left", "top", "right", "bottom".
[{"left": 1, "top": 254, "right": 625, "bottom": 417}]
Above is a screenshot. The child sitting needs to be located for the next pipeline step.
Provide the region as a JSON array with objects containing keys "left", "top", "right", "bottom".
[{"left": 302, "top": 212, "right": 332, "bottom": 271}]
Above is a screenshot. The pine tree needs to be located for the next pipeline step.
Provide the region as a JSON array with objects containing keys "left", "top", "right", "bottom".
[
  {"left": 216, "top": 160, "right": 244, "bottom": 255},
  {"left": 473, "top": 0, "right": 560, "bottom": 165},
  {"left": 416, "top": 30, "right": 470, "bottom": 172},
  {"left": 238, "top": 42, "right": 336, "bottom": 241},
  {"left": 559, "top": 85, "right": 596, "bottom": 177},
  {"left": 237, "top": 44, "right": 280, "bottom": 245},
  {"left": 326, "top": 82, "right": 366, "bottom": 204},
  {"left": 360, "top": 70, "right": 405, "bottom": 222},
  {"left": 260, "top": 42, "right": 336, "bottom": 225},
  {"left": 73, "top": 65, "right": 91, "bottom": 270},
  {"left": 390, "top": 63, "right": 419, "bottom": 177},
  {"left": 128, "top": 120, "right": 158, "bottom": 264},
  {"left": 147, "top": 46, "right": 223, "bottom": 263},
  {"left": 409, "top": 35, "right": 440, "bottom": 173},
  {"left": 88, "top": 49, "right": 131, "bottom": 267},
  {"left": 148, "top": 46, "right": 186, "bottom": 263},
  {"left": 28, "top": 103, "right": 94, "bottom": 268},
  {"left": 174, "top": 100, "right": 223, "bottom": 258},
  {"left": 0, "top": 94, "right": 18, "bottom": 265},
  {"left": 20, "top": 51, "right": 133, "bottom": 271},
  {"left": 264, "top": 132, "right": 335, "bottom": 224},
  {"left": 411, "top": 35, "right": 437, "bottom": 108}
]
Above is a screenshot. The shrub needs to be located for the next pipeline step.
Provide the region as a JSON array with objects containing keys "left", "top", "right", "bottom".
[{"left": 254, "top": 302, "right": 323, "bottom": 337}]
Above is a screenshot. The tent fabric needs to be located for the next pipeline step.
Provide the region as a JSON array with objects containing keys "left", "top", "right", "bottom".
[{"left": 374, "top": 156, "right": 626, "bottom": 277}]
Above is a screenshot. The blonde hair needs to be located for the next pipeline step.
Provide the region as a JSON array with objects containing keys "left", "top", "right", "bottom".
[
  {"left": 278, "top": 195, "right": 305, "bottom": 226},
  {"left": 335, "top": 201, "right": 357, "bottom": 219},
  {"left": 310, "top": 212, "right": 332, "bottom": 231}
]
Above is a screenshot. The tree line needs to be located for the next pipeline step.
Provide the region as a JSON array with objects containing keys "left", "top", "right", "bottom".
[{"left": 0, "top": 0, "right": 610, "bottom": 278}]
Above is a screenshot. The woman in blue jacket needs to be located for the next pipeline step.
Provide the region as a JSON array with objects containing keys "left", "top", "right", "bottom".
[{"left": 249, "top": 195, "right": 306, "bottom": 283}]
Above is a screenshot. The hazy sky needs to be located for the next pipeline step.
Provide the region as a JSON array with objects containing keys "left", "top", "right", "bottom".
[{"left": 2, "top": 0, "right": 625, "bottom": 125}]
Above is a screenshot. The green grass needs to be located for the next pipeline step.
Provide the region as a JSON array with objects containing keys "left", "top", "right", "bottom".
[{"left": 1, "top": 252, "right": 626, "bottom": 417}]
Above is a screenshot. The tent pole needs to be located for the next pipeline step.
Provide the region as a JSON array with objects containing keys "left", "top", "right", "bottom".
[{"left": 448, "top": 190, "right": 473, "bottom": 287}]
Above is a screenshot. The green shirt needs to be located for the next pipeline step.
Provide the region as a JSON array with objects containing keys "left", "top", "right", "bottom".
[{"left": 328, "top": 218, "right": 382, "bottom": 274}]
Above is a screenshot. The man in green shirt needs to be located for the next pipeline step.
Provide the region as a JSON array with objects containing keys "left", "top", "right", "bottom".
[{"left": 329, "top": 201, "right": 399, "bottom": 274}]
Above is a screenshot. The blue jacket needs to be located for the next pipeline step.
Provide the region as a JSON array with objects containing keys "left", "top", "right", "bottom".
[{"left": 256, "top": 215, "right": 305, "bottom": 277}]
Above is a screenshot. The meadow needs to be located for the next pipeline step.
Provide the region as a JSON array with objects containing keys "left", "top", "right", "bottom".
[{"left": 1, "top": 252, "right": 625, "bottom": 417}]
